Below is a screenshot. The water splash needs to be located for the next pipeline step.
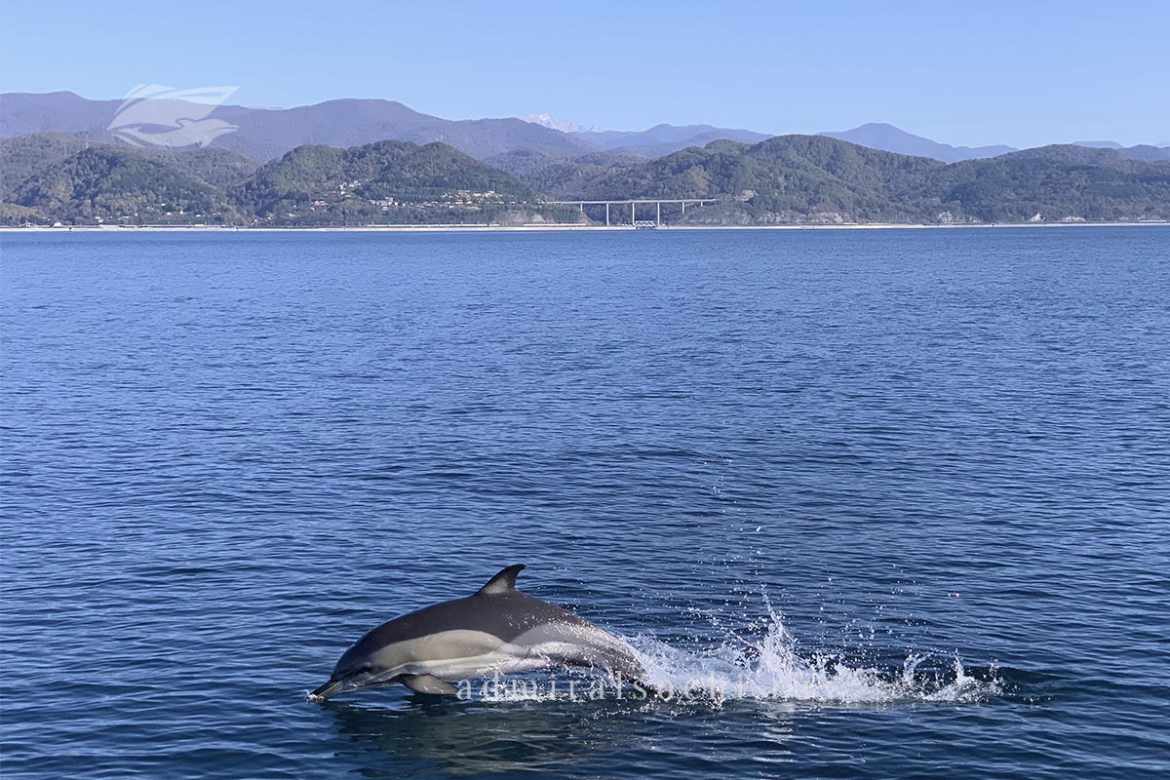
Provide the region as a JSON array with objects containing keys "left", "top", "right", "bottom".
[
  {"left": 470, "top": 607, "right": 1000, "bottom": 706},
  {"left": 626, "top": 606, "right": 1001, "bottom": 705}
]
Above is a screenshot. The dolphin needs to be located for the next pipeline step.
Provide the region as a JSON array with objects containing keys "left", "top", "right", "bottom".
[{"left": 310, "top": 564, "right": 646, "bottom": 700}]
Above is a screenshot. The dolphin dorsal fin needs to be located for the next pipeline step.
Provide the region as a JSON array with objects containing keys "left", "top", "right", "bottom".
[{"left": 477, "top": 564, "right": 525, "bottom": 596}]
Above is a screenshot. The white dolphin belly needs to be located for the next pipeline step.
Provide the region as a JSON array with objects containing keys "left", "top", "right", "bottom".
[{"left": 374, "top": 627, "right": 637, "bottom": 683}]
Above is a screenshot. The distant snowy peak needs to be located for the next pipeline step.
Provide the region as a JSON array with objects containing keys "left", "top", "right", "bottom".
[{"left": 522, "top": 113, "right": 587, "bottom": 133}]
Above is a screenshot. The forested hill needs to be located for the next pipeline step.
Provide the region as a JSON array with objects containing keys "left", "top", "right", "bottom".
[
  {"left": 532, "top": 136, "right": 1170, "bottom": 224},
  {"left": 236, "top": 140, "right": 532, "bottom": 225},
  {"left": 1, "top": 136, "right": 535, "bottom": 226},
  {"left": 0, "top": 133, "right": 259, "bottom": 199},
  {"left": 568, "top": 136, "right": 942, "bottom": 223},
  {"left": 2, "top": 132, "right": 1168, "bottom": 226}
]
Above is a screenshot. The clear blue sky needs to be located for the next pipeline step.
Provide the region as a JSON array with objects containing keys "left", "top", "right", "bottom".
[{"left": 4, "top": 0, "right": 1167, "bottom": 147}]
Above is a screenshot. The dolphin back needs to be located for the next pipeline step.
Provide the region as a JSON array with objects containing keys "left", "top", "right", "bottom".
[
  {"left": 334, "top": 565, "right": 586, "bottom": 675},
  {"left": 319, "top": 565, "right": 646, "bottom": 698}
]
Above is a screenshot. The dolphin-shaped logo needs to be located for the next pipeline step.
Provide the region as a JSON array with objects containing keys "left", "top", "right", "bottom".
[
  {"left": 311, "top": 564, "right": 646, "bottom": 700},
  {"left": 107, "top": 84, "right": 239, "bottom": 149}
]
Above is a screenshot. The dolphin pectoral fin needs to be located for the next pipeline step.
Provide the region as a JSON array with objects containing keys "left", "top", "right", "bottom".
[{"left": 399, "top": 674, "right": 459, "bottom": 695}]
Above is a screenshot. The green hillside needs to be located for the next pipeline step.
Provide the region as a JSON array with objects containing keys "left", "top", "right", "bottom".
[
  {"left": 236, "top": 140, "right": 533, "bottom": 225},
  {"left": 563, "top": 136, "right": 1170, "bottom": 224},
  {"left": 2, "top": 132, "right": 1167, "bottom": 226},
  {"left": 10, "top": 146, "right": 244, "bottom": 224},
  {"left": 1, "top": 133, "right": 258, "bottom": 199},
  {"left": 918, "top": 145, "right": 1170, "bottom": 222}
]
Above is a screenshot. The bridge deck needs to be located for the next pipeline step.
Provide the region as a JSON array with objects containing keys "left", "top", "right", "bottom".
[{"left": 543, "top": 199, "right": 719, "bottom": 205}]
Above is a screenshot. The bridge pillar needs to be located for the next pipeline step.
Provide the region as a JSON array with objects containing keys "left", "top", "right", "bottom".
[
  {"left": 605, "top": 202, "right": 610, "bottom": 226},
  {"left": 656, "top": 201, "right": 661, "bottom": 226},
  {"left": 631, "top": 202, "right": 635, "bottom": 224}
]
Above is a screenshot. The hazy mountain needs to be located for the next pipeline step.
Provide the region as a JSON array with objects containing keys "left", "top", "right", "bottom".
[
  {"left": 0, "top": 91, "right": 588, "bottom": 161},
  {"left": 0, "top": 92, "right": 118, "bottom": 137},
  {"left": 820, "top": 122, "right": 1015, "bottom": 163},
  {"left": 1071, "top": 140, "right": 1124, "bottom": 149},
  {"left": 1117, "top": 145, "right": 1170, "bottom": 162},
  {"left": 574, "top": 123, "right": 772, "bottom": 157},
  {"left": 821, "top": 123, "right": 1170, "bottom": 164},
  {"left": 7, "top": 91, "right": 1163, "bottom": 172},
  {"left": 215, "top": 99, "right": 588, "bottom": 160},
  {"left": 1066, "top": 142, "right": 1169, "bottom": 162}
]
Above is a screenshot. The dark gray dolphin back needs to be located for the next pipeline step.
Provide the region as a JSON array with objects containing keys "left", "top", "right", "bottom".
[{"left": 334, "top": 565, "right": 588, "bottom": 675}]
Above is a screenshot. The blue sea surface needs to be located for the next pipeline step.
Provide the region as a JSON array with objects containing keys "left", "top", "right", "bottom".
[{"left": 1, "top": 227, "right": 1168, "bottom": 778}]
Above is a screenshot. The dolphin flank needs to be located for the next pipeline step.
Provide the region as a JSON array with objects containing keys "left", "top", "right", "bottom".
[{"left": 310, "top": 564, "right": 645, "bottom": 700}]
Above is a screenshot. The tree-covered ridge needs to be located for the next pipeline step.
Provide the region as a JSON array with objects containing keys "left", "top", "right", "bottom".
[
  {"left": 1, "top": 132, "right": 1167, "bottom": 226},
  {"left": 565, "top": 137, "right": 1170, "bottom": 224},
  {"left": 0, "top": 133, "right": 259, "bottom": 199},
  {"left": 574, "top": 136, "right": 943, "bottom": 222},
  {"left": 234, "top": 140, "right": 534, "bottom": 225},
  {"left": 0, "top": 136, "right": 537, "bottom": 225},
  {"left": 11, "top": 147, "right": 245, "bottom": 224},
  {"left": 1, "top": 133, "right": 90, "bottom": 199},
  {"left": 916, "top": 145, "right": 1170, "bottom": 222},
  {"left": 0, "top": 134, "right": 258, "bottom": 223},
  {"left": 484, "top": 149, "right": 645, "bottom": 198}
]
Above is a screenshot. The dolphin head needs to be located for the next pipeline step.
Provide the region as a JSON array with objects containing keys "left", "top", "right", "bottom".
[{"left": 310, "top": 632, "right": 407, "bottom": 701}]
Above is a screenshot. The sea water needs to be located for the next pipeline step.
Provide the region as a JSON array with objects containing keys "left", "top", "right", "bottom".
[{"left": 2, "top": 227, "right": 1167, "bottom": 778}]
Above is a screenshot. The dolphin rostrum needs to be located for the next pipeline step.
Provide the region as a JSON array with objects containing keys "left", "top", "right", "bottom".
[{"left": 310, "top": 564, "right": 646, "bottom": 700}]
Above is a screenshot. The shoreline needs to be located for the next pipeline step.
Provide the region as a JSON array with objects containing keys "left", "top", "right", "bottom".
[{"left": 1, "top": 221, "right": 1167, "bottom": 234}]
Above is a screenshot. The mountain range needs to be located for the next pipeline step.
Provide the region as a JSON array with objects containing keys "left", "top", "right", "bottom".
[
  {"left": 4, "top": 91, "right": 1167, "bottom": 166},
  {"left": 573, "top": 124, "right": 773, "bottom": 158},
  {"left": 0, "top": 91, "right": 584, "bottom": 161},
  {"left": 818, "top": 123, "right": 1016, "bottom": 163},
  {"left": 4, "top": 129, "right": 1168, "bottom": 227}
]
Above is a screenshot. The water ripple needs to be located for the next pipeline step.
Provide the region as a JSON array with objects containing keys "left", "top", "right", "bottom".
[{"left": 2, "top": 228, "right": 1169, "bottom": 778}]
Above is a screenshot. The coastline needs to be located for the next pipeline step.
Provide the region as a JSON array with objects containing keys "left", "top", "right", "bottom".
[{"left": 1, "top": 221, "right": 1167, "bottom": 234}]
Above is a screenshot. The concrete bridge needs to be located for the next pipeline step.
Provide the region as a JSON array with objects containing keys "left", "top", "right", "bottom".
[{"left": 543, "top": 198, "right": 721, "bottom": 226}]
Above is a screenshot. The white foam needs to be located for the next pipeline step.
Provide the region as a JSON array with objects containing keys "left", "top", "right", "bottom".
[{"left": 625, "top": 606, "right": 1001, "bottom": 705}]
